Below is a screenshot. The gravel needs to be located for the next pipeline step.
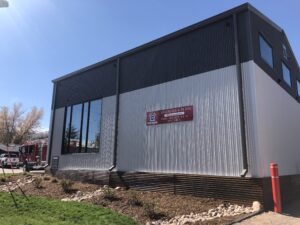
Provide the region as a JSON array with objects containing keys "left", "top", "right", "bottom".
[{"left": 150, "top": 202, "right": 261, "bottom": 225}]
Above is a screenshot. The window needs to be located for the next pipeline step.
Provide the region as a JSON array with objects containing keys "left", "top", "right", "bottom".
[
  {"left": 63, "top": 106, "right": 71, "bottom": 154},
  {"left": 283, "top": 44, "right": 288, "bottom": 60},
  {"left": 297, "top": 80, "right": 300, "bottom": 96},
  {"left": 282, "top": 62, "right": 291, "bottom": 87},
  {"left": 69, "top": 104, "right": 82, "bottom": 153},
  {"left": 86, "top": 100, "right": 102, "bottom": 153},
  {"left": 259, "top": 35, "right": 273, "bottom": 68},
  {"left": 62, "top": 99, "right": 102, "bottom": 154}
]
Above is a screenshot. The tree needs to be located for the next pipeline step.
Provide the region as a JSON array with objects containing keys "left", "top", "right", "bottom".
[{"left": 0, "top": 103, "right": 43, "bottom": 145}]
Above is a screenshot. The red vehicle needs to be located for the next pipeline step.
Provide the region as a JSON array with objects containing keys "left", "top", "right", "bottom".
[{"left": 19, "top": 139, "right": 48, "bottom": 164}]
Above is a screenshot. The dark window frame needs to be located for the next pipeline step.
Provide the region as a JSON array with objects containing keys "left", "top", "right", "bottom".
[
  {"left": 61, "top": 98, "right": 102, "bottom": 155},
  {"left": 281, "top": 61, "right": 292, "bottom": 87},
  {"left": 282, "top": 44, "right": 288, "bottom": 60},
  {"left": 258, "top": 33, "right": 274, "bottom": 69},
  {"left": 297, "top": 80, "right": 300, "bottom": 97}
]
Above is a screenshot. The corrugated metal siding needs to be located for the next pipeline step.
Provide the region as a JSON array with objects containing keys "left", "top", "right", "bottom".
[
  {"left": 51, "top": 108, "right": 64, "bottom": 158},
  {"left": 119, "top": 18, "right": 235, "bottom": 94},
  {"left": 55, "top": 62, "right": 117, "bottom": 109},
  {"left": 117, "top": 65, "right": 244, "bottom": 176},
  {"left": 241, "top": 61, "right": 260, "bottom": 177},
  {"left": 247, "top": 62, "right": 300, "bottom": 177},
  {"left": 250, "top": 11, "right": 300, "bottom": 99},
  {"left": 51, "top": 96, "right": 116, "bottom": 170}
]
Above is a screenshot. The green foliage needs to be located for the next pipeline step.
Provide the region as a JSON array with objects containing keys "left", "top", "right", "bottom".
[
  {"left": 103, "top": 186, "right": 117, "bottom": 201},
  {"left": 143, "top": 202, "right": 156, "bottom": 219},
  {"left": 60, "top": 179, "right": 74, "bottom": 193},
  {"left": 128, "top": 190, "right": 142, "bottom": 206},
  {"left": 33, "top": 177, "right": 43, "bottom": 189},
  {"left": 0, "top": 192, "right": 137, "bottom": 225}
]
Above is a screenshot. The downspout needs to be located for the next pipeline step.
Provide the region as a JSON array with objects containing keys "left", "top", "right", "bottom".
[
  {"left": 47, "top": 83, "right": 57, "bottom": 166},
  {"left": 233, "top": 13, "right": 249, "bottom": 177},
  {"left": 109, "top": 58, "right": 120, "bottom": 172}
]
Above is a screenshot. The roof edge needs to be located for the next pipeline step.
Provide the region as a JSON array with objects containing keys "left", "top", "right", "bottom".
[{"left": 52, "top": 2, "right": 283, "bottom": 83}]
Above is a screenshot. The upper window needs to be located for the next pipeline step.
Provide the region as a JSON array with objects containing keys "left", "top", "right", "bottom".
[
  {"left": 282, "top": 62, "right": 291, "bottom": 87},
  {"left": 282, "top": 44, "right": 288, "bottom": 60},
  {"left": 259, "top": 35, "right": 274, "bottom": 68},
  {"left": 297, "top": 80, "right": 300, "bottom": 96},
  {"left": 62, "top": 99, "right": 102, "bottom": 154}
]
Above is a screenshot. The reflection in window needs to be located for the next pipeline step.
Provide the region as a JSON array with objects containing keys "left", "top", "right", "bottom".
[
  {"left": 69, "top": 104, "right": 82, "bottom": 153},
  {"left": 63, "top": 106, "right": 71, "bottom": 153},
  {"left": 80, "top": 102, "right": 89, "bottom": 153},
  {"left": 62, "top": 99, "right": 102, "bottom": 154},
  {"left": 282, "top": 62, "right": 291, "bottom": 87},
  {"left": 87, "top": 100, "right": 102, "bottom": 153},
  {"left": 259, "top": 35, "right": 273, "bottom": 68},
  {"left": 297, "top": 80, "right": 300, "bottom": 96},
  {"left": 283, "top": 44, "right": 288, "bottom": 60}
]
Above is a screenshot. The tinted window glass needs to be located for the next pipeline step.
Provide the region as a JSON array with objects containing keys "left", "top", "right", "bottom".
[
  {"left": 297, "top": 81, "right": 300, "bottom": 96},
  {"left": 80, "top": 102, "right": 89, "bottom": 153},
  {"left": 282, "top": 62, "right": 291, "bottom": 86},
  {"left": 259, "top": 35, "right": 273, "bottom": 68},
  {"left": 69, "top": 104, "right": 82, "bottom": 153},
  {"left": 63, "top": 106, "right": 71, "bottom": 153},
  {"left": 86, "top": 100, "right": 102, "bottom": 153},
  {"left": 283, "top": 44, "right": 288, "bottom": 60}
]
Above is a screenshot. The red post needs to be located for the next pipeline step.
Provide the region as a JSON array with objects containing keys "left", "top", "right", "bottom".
[{"left": 270, "top": 163, "right": 282, "bottom": 213}]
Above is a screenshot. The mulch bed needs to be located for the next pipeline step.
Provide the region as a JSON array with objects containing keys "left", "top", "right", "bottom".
[{"left": 2, "top": 173, "right": 246, "bottom": 225}]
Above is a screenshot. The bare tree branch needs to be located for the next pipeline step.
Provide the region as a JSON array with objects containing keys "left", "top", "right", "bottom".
[{"left": 0, "top": 103, "right": 43, "bottom": 145}]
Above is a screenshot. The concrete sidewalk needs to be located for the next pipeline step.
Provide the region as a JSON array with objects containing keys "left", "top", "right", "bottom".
[{"left": 238, "top": 199, "right": 300, "bottom": 225}]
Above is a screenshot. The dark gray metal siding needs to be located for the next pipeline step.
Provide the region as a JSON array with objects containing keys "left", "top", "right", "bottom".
[
  {"left": 54, "top": 16, "right": 249, "bottom": 109},
  {"left": 55, "top": 62, "right": 117, "bottom": 108},
  {"left": 119, "top": 18, "right": 236, "bottom": 93},
  {"left": 250, "top": 11, "right": 300, "bottom": 100}
]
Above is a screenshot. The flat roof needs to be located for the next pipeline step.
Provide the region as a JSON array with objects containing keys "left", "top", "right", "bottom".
[{"left": 53, "top": 3, "right": 283, "bottom": 83}]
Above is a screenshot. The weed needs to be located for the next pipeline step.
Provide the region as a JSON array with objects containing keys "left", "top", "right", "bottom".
[
  {"left": 51, "top": 178, "right": 58, "bottom": 183},
  {"left": 143, "top": 202, "right": 156, "bottom": 219},
  {"left": 128, "top": 190, "right": 142, "bottom": 206},
  {"left": 33, "top": 177, "right": 43, "bottom": 189},
  {"left": 43, "top": 176, "right": 51, "bottom": 181},
  {"left": 60, "top": 179, "right": 74, "bottom": 193},
  {"left": 103, "top": 186, "right": 117, "bottom": 201}
]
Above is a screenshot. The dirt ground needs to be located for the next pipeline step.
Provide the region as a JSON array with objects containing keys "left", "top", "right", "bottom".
[{"left": 0, "top": 173, "right": 252, "bottom": 225}]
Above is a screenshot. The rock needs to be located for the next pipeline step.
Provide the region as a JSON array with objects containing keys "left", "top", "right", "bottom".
[
  {"left": 115, "top": 186, "right": 121, "bottom": 190},
  {"left": 252, "top": 201, "right": 261, "bottom": 212},
  {"left": 103, "top": 185, "right": 108, "bottom": 188}
]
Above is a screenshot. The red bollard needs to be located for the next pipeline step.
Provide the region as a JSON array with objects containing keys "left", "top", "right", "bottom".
[{"left": 270, "top": 163, "right": 282, "bottom": 213}]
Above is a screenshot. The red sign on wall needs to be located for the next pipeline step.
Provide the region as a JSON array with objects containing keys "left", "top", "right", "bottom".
[{"left": 146, "top": 106, "right": 193, "bottom": 126}]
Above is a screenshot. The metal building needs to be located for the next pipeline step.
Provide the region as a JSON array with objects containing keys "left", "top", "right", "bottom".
[{"left": 48, "top": 3, "right": 300, "bottom": 207}]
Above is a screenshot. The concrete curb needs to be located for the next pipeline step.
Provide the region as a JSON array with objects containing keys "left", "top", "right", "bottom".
[{"left": 226, "top": 210, "right": 264, "bottom": 225}]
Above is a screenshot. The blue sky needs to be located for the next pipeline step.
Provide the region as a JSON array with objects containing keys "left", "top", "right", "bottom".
[{"left": 0, "top": 0, "right": 299, "bottom": 130}]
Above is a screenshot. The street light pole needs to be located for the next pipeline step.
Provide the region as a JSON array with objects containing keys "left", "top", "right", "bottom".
[{"left": 0, "top": 0, "right": 8, "bottom": 8}]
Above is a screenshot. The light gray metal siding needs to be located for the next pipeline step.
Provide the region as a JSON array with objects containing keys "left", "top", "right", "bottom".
[
  {"left": 243, "top": 61, "right": 300, "bottom": 177},
  {"left": 51, "top": 96, "right": 116, "bottom": 170},
  {"left": 117, "top": 65, "right": 244, "bottom": 176}
]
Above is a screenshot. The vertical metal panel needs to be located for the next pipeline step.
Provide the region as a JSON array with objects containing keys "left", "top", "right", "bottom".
[
  {"left": 250, "top": 11, "right": 300, "bottom": 99},
  {"left": 51, "top": 96, "right": 116, "bottom": 170},
  {"left": 51, "top": 107, "right": 65, "bottom": 158},
  {"left": 54, "top": 62, "right": 117, "bottom": 109},
  {"left": 244, "top": 61, "right": 300, "bottom": 177},
  {"left": 241, "top": 61, "right": 260, "bottom": 177},
  {"left": 120, "top": 18, "right": 235, "bottom": 94},
  {"left": 117, "top": 65, "right": 244, "bottom": 176}
]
